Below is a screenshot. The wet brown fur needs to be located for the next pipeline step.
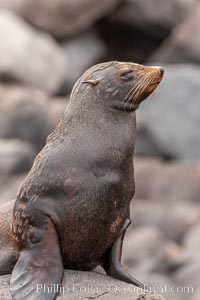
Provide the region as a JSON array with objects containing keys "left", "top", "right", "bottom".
[{"left": 0, "top": 62, "right": 163, "bottom": 275}]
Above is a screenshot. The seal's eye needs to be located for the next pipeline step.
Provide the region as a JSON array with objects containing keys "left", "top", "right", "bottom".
[{"left": 120, "top": 70, "right": 133, "bottom": 80}]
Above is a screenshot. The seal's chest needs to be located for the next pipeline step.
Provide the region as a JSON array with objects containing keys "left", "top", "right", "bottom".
[{"left": 91, "top": 166, "right": 121, "bottom": 186}]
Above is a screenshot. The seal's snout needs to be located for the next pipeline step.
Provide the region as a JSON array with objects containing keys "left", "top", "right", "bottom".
[
  {"left": 159, "top": 67, "right": 164, "bottom": 77},
  {"left": 123, "top": 63, "right": 164, "bottom": 110},
  {"left": 147, "top": 65, "right": 164, "bottom": 83}
]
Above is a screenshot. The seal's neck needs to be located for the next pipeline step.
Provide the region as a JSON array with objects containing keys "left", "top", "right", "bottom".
[
  {"left": 67, "top": 97, "right": 137, "bottom": 128},
  {"left": 112, "top": 100, "right": 139, "bottom": 112},
  {"left": 54, "top": 94, "right": 136, "bottom": 141},
  {"left": 49, "top": 94, "right": 137, "bottom": 168}
]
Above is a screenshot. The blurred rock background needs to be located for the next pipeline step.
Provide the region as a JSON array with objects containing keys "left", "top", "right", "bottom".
[{"left": 0, "top": 1, "right": 199, "bottom": 299}]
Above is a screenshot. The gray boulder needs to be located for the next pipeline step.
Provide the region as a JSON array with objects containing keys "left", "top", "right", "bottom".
[
  {"left": 0, "top": 84, "right": 50, "bottom": 147},
  {"left": 63, "top": 30, "right": 107, "bottom": 92},
  {"left": 134, "top": 158, "right": 200, "bottom": 203},
  {"left": 0, "top": 270, "right": 166, "bottom": 300},
  {"left": 98, "top": 0, "right": 196, "bottom": 63},
  {"left": 47, "top": 98, "right": 68, "bottom": 128},
  {"left": 137, "top": 64, "right": 200, "bottom": 161},
  {"left": 125, "top": 272, "right": 181, "bottom": 300},
  {"left": 0, "top": 139, "right": 36, "bottom": 176},
  {"left": 0, "top": 0, "right": 121, "bottom": 40},
  {"left": 183, "top": 222, "right": 200, "bottom": 253},
  {"left": 0, "top": 174, "right": 26, "bottom": 204},
  {"left": 123, "top": 227, "right": 181, "bottom": 274},
  {"left": 0, "top": 84, "right": 68, "bottom": 148},
  {"left": 0, "top": 10, "right": 66, "bottom": 94},
  {"left": 131, "top": 198, "right": 200, "bottom": 243},
  {"left": 149, "top": 4, "right": 200, "bottom": 64},
  {"left": 191, "top": 288, "right": 200, "bottom": 300},
  {"left": 109, "top": 0, "right": 195, "bottom": 39},
  {"left": 136, "top": 117, "right": 173, "bottom": 159},
  {"left": 173, "top": 259, "right": 200, "bottom": 299}
]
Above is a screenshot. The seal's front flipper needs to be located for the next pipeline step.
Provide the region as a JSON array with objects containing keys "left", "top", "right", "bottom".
[
  {"left": 10, "top": 218, "right": 64, "bottom": 300},
  {"left": 0, "top": 250, "right": 18, "bottom": 275},
  {"left": 103, "top": 219, "right": 145, "bottom": 289}
]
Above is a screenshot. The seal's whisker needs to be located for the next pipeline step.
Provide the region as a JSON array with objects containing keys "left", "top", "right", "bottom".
[
  {"left": 127, "top": 79, "right": 145, "bottom": 102},
  {"left": 125, "top": 80, "right": 141, "bottom": 101},
  {"left": 124, "top": 70, "right": 160, "bottom": 107},
  {"left": 131, "top": 79, "right": 146, "bottom": 103},
  {"left": 132, "top": 75, "right": 153, "bottom": 103},
  {"left": 126, "top": 84, "right": 142, "bottom": 105}
]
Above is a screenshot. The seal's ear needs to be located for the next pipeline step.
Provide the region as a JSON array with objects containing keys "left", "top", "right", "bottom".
[{"left": 82, "top": 79, "right": 99, "bottom": 86}]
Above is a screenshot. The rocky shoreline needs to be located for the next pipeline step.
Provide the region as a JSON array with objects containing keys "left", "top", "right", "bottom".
[{"left": 0, "top": 1, "right": 199, "bottom": 299}]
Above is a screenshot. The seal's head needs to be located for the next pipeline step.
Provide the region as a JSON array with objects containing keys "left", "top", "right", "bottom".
[{"left": 70, "top": 61, "right": 164, "bottom": 111}]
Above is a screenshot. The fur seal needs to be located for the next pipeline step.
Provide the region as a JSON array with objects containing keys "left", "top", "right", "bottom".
[{"left": 0, "top": 62, "right": 164, "bottom": 300}]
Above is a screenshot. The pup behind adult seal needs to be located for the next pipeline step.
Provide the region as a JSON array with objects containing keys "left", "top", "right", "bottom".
[{"left": 7, "top": 62, "right": 164, "bottom": 299}]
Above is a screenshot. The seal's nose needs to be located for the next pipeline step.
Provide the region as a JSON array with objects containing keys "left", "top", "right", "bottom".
[{"left": 159, "top": 67, "right": 164, "bottom": 76}]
